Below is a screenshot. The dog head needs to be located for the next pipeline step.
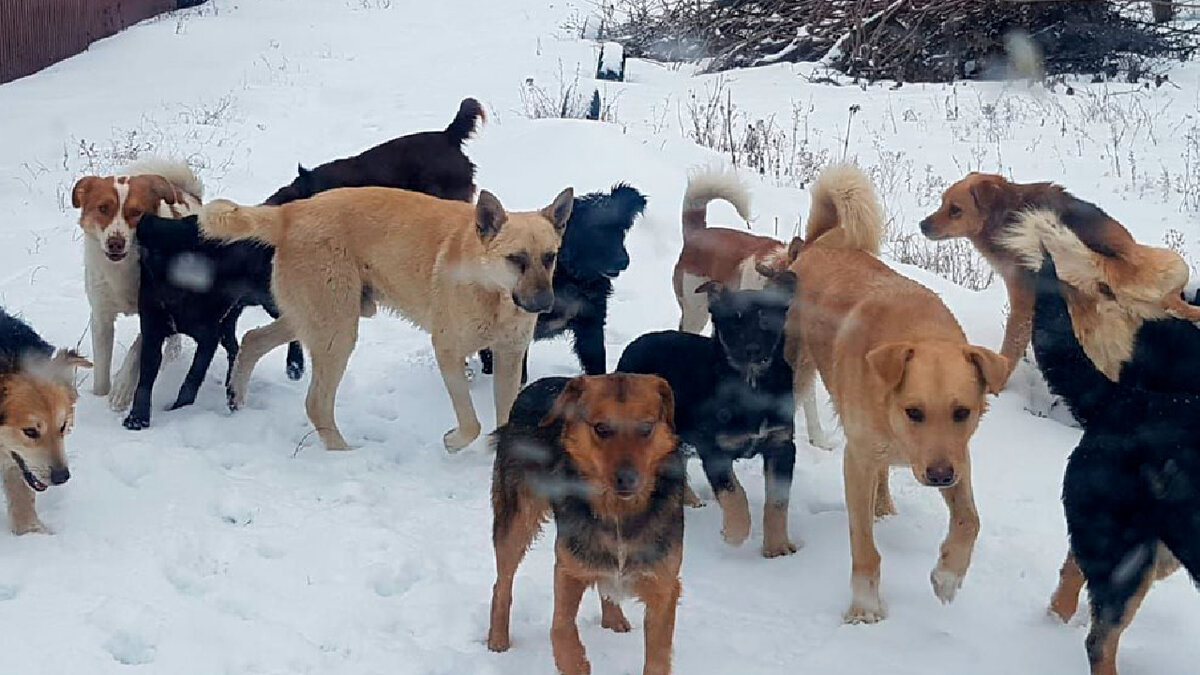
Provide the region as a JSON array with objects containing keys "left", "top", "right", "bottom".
[
  {"left": 477, "top": 187, "right": 573, "bottom": 313},
  {"left": 542, "top": 374, "right": 678, "bottom": 512},
  {"left": 867, "top": 340, "right": 1007, "bottom": 488},
  {"left": 558, "top": 184, "right": 646, "bottom": 281},
  {"left": 263, "top": 164, "right": 320, "bottom": 205},
  {"left": 921, "top": 172, "right": 1013, "bottom": 241},
  {"left": 703, "top": 266, "right": 798, "bottom": 380},
  {"left": 0, "top": 350, "right": 91, "bottom": 493},
  {"left": 73, "top": 174, "right": 185, "bottom": 262}
]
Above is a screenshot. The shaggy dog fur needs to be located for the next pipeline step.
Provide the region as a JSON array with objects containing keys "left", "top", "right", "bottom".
[
  {"left": 203, "top": 186, "right": 572, "bottom": 452},
  {"left": 1030, "top": 257, "right": 1199, "bottom": 675},
  {"left": 0, "top": 309, "right": 90, "bottom": 534},
  {"left": 486, "top": 374, "right": 684, "bottom": 675},
  {"left": 617, "top": 268, "right": 801, "bottom": 558},
  {"left": 479, "top": 184, "right": 647, "bottom": 379},
  {"left": 121, "top": 214, "right": 293, "bottom": 430},
  {"left": 787, "top": 164, "right": 1008, "bottom": 623},
  {"left": 921, "top": 172, "right": 1199, "bottom": 382}
]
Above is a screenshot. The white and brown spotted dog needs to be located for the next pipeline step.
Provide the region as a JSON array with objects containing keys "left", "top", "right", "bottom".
[{"left": 72, "top": 158, "right": 202, "bottom": 410}]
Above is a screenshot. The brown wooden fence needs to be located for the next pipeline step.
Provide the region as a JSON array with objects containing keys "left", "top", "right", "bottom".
[{"left": 0, "top": 0, "right": 191, "bottom": 85}]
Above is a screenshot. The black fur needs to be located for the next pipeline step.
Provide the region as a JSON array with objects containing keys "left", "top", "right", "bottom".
[
  {"left": 0, "top": 308, "right": 54, "bottom": 376},
  {"left": 123, "top": 214, "right": 286, "bottom": 430},
  {"left": 491, "top": 376, "right": 685, "bottom": 569},
  {"left": 479, "top": 184, "right": 647, "bottom": 380},
  {"left": 1032, "top": 259, "right": 1200, "bottom": 669},
  {"left": 615, "top": 275, "right": 797, "bottom": 513}
]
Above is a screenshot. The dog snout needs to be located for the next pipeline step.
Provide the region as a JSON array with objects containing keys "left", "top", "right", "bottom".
[
  {"left": 609, "top": 252, "right": 630, "bottom": 275},
  {"left": 919, "top": 218, "right": 933, "bottom": 236},
  {"left": 49, "top": 466, "right": 70, "bottom": 486},
  {"left": 104, "top": 236, "right": 128, "bottom": 259},
  {"left": 614, "top": 464, "right": 640, "bottom": 498},
  {"left": 515, "top": 289, "right": 554, "bottom": 314},
  {"left": 923, "top": 460, "right": 956, "bottom": 487}
]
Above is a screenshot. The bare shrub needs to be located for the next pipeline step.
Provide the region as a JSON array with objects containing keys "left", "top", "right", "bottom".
[
  {"left": 520, "top": 64, "right": 619, "bottom": 121},
  {"left": 887, "top": 232, "right": 996, "bottom": 291}
]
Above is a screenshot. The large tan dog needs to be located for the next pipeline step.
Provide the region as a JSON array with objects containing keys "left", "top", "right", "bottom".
[
  {"left": 200, "top": 186, "right": 573, "bottom": 452},
  {"left": 785, "top": 164, "right": 1008, "bottom": 623}
]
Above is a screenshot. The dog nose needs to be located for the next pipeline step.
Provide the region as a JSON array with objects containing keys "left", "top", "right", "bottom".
[
  {"left": 614, "top": 465, "right": 640, "bottom": 497},
  {"left": 924, "top": 461, "right": 956, "bottom": 487},
  {"left": 918, "top": 218, "right": 932, "bottom": 236},
  {"left": 613, "top": 253, "right": 630, "bottom": 273},
  {"left": 49, "top": 466, "right": 70, "bottom": 485},
  {"left": 105, "top": 237, "right": 126, "bottom": 254},
  {"left": 525, "top": 290, "right": 554, "bottom": 314}
]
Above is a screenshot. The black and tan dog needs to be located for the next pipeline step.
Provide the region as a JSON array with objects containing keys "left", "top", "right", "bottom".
[{"left": 487, "top": 374, "right": 684, "bottom": 675}]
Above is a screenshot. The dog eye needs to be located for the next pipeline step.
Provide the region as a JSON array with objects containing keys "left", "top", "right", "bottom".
[
  {"left": 593, "top": 422, "right": 614, "bottom": 439},
  {"left": 505, "top": 253, "right": 528, "bottom": 272},
  {"left": 541, "top": 252, "right": 556, "bottom": 269},
  {"left": 952, "top": 407, "right": 971, "bottom": 423},
  {"left": 948, "top": 205, "right": 962, "bottom": 218},
  {"left": 22, "top": 427, "right": 39, "bottom": 440},
  {"left": 98, "top": 204, "right": 110, "bottom": 216},
  {"left": 904, "top": 407, "right": 925, "bottom": 423},
  {"left": 127, "top": 209, "right": 142, "bottom": 221},
  {"left": 636, "top": 421, "right": 654, "bottom": 437}
]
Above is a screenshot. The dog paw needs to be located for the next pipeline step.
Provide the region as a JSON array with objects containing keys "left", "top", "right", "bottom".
[
  {"left": 931, "top": 568, "right": 964, "bottom": 604},
  {"left": 11, "top": 518, "right": 49, "bottom": 536},
  {"left": 163, "top": 335, "right": 183, "bottom": 362},
  {"left": 122, "top": 412, "right": 150, "bottom": 431},
  {"left": 843, "top": 603, "right": 886, "bottom": 625},
  {"left": 600, "top": 612, "right": 631, "bottom": 633},
  {"left": 762, "top": 539, "right": 799, "bottom": 558},
  {"left": 486, "top": 630, "right": 511, "bottom": 653},
  {"left": 720, "top": 521, "right": 751, "bottom": 547},
  {"left": 443, "top": 426, "right": 479, "bottom": 453},
  {"left": 286, "top": 361, "right": 304, "bottom": 381}
]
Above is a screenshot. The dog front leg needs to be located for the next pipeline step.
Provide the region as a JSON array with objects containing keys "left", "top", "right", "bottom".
[
  {"left": 90, "top": 312, "right": 116, "bottom": 397},
  {"left": 218, "top": 318, "right": 240, "bottom": 388},
  {"left": 551, "top": 560, "right": 591, "bottom": 675},
  {"left": 700, "top": 452, "right": 750, "bottom": 547},
  {"left": 998, "top": 272, "right": 1034, "bottom": 384},
  {"left": 434, "top": 342, "right": 480, "bottom": 452},
  {"left": 571, "top": 317, "right": 607, "bottom": 375},
  {"left": 490, "top": 340, "right": 528, "bottom": 428},
  {"left": 931, "top": 467, "right": 980, "bottom": 604},
  {"left": 123, "top": 327, "right": 167, "bottom": 430},
  {"left": 169, "top": 330, "right": 220, "bottom": 411},
  {"left": 762, "top": 441, "right": 798, "bottom": 558},
  {"left": 844, "top": 446, "right": 885, "bottom": 623},
  {"left": 1049, "top": 549, "right": 1086, "bottom": 623},
  {"left": 637, "top": 571, "right": 682, "bottom": 675},
  {"left": 3, "top": 466, "right": 45, "bottom": 535}
]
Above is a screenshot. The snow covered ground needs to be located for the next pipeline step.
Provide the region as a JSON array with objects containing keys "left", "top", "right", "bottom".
[{"left": 1, "top": 1, "right": 1198, "bottom": 673}]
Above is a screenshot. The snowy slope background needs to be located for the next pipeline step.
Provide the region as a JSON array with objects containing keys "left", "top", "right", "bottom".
[{"left": 1, "top": 1, "right": 1198, "bottom": 673}]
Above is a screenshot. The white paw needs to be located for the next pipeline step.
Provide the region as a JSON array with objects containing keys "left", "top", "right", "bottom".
[
  {"left": 443, "top": 426, "right": 479, "bottom": 453},
  {"left": 163, "top": 335, "right": 183, "bottom": 362},
  {"left": 12, "top": 518, "right": 50, "bottom": 536},
  {"left": 931, "top": 568, "right": 964, "bottom": 604},
  {"left": 843, "top": 603, "right": 886, "bottom": 624}
]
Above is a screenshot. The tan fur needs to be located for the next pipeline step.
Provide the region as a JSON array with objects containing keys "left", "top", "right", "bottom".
[
  {"left": 784, "top": 164, "right": 1006, "bottom": 623},
  {"left": 204, "top": 185, "right": 572, "bottom": 452},
  {"left": 0, "top": 352, "right": 91, "bottom": 535}
]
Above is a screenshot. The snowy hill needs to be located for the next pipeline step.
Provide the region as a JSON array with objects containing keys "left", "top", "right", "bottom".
[{"left": 0, "top": 1, "right": 1197, "bottom": 673}]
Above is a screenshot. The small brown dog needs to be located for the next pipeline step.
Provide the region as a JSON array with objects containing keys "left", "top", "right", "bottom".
[
  {"left": 672, "top": 167, "right": 787, "bottom": 333},
  {"left": 920, "top": 172, "right": 1198, "bottom": 380},
  {"left": 201, "top": 186, "right": 572, "bottom": 452},
  {"left": 787, "top": 164, "right": 1008, "bottom": 623},
  {"left": 487, "top": 374, "right": 684, "bottom": 675}
]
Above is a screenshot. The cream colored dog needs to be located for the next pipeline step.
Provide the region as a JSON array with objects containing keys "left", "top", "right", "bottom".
[
  {"left": 200, "top": 186, "right": 572, "bottom": 452},
  {"left": 785, "top": 164, "right": 1008, "bottom": 623}
]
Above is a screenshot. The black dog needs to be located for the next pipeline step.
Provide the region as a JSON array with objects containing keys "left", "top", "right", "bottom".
[
  {"left": 1033, "top": 258, "right": 1200, "bottom": 675},
  {"left": 123, "top": 214, "right": 283, "bottom": 430},
  {"left": 616, "top": 268, "right": 799, "bottom": 558},
  {"left": 263, "top": 97, "right": 483, "bottom": 206},
  {"left": 480, "top": 184, "right": 647, "bottom": 380}
]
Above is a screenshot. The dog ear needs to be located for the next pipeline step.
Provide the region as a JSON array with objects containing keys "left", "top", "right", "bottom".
[
  {"left": 964, "top": 345, "right": 1009, "bottom": 395},
  {"left": 653, "top": 376, "right": 675, "bottom": 430},
  {"left": 476, "top": 190, "right": 509, "bottom": 243},
  {"left": 540, "top": 377, "right": 588, "bottom": 427},
  {"left": 71, "top": 176, "right": 102, "bottom": 209},
  {"left": 767, "top": 269, "right": 798, "bottom": 297},
  {"left": 786, "top": 236, "right": 804, "bottom": 263},
  {"left": 296, "top": 164, "right": 310, "bottom": 178},
  {"left": 968, "top": 175, "right": 1009, "bottom": 231},
  {"left": 695, "top": 280, "right": 724, "bottom": 303},
  {"left": 142, "top": 175, "right": 180, "bottom": 206},
  {"left": 541, "top": 188, "right": 575, "bottom": 236},
  {"left": 866, "top": 342, "right": 915, "bottom": 391}
]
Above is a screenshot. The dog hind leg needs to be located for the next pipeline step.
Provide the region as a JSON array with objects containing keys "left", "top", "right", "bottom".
[
  {"left": 303, "top": 312, "right": 357, "bottom": 451},
  {"left": 109, "top": 333, "right": 143, "bottom": 412},
  {"left": 227, "top": 318, "right": 296, "bottom": 410},
  {"left": 90, "top": 312, "right": 116, "bottom": 397},
  {"left": 487, "top": 487, "right": 548, "bottom": 652}
]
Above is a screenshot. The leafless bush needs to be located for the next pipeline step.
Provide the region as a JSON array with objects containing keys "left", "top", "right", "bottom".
[
  {"left": 520, "top": 65, "right": 619, "bottom": 121},
  {"left": 887, "top": 232, "right": 995, "bottom": 291}
]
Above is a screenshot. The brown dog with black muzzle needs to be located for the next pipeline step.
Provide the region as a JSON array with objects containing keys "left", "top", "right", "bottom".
[
  {"left": 920, "top": 172, "right": 1199, "bottom": 381},
  {"left": 786, "top": 164, "right": 1008, "bottom": 623},
  {"left": 487, "top": 374, "right": 685, "bottom": 675}
]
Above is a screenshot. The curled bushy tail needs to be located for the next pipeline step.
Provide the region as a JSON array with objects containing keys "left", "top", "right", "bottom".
[
  {"left": 805, "top": 163, "right": 883, "bottom": 255},
  {"left": 122, "top": 157, "right": 204, "bottom": 200},
  {"left": 445, "top": 98, "right": 486, "bottom": 145},
  {"left": 681, "top": 167, "right": 751, "bottom": 237},
  {"left": 199, "top": 199, "right": 285, "bottom": 246}
]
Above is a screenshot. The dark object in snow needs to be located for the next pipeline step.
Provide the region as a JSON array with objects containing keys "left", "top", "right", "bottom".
[
  {"left": 487, "top": 374, "right": 685, "bottom": 674},
  {"left": 1032, "top": 257, "right": 1200, "bottom": 675},
  {"left": 479, "top": 184, "right": 647, "bottom": 381},
  {"left": 122, "top": 214, "right": 284, "bottom": 430},
  {"left": 587, "top": 90, "right": 602, "bottom": 121},
  {"left": 177, "top": 0, "right": 208, "bottom": 8},
  {"left": 616, "top": 268, "right": 799, "bottom": 558},
  {"left": 596, "top": 41, "right": 626, "bottom": 82}
]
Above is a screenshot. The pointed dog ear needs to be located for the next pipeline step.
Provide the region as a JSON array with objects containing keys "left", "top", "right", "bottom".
[
  {"left": 540, "top": 377, "right": 588, "bottom": 427},
  {"left": 964, "top": 345, "right": 1010, "bottom": 395},
  {"left": 653, "top": 376, "right": 675, "bottom": 429},
  {"left": 695, "top": 280, "right": 724, "bottom": 304},
  {"left": 866, "top": 342, "right": 915, "bottom": 391},
  {"left": 541, "top": 188, "right": 574, "bottom": 236},
  {"left": 476, "top": 190, "right": 509, "bottom": 243},
  {"left": 787, "top": 235, "right": 804, "bottom": 263}
]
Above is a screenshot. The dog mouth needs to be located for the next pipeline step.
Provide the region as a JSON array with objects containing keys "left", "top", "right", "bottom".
[
  {"left": 105, "top": 250, "right": 128, "bottom": 262},
  {"left": 9, "top": 453, "right": 48, "bottom": 492}
]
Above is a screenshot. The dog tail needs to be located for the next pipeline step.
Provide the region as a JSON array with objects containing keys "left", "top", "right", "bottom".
[
  {"left": 121, "top": 156, "right": 204, "bottom": 200},
  {"left": 199, "top": 200, "right": 285, "bottom": 246},
  {"left": 681, "top": 167, "right": 751, "bottom": 238},
  {"left": 445, "top": 98, "right": 486, "bottom": 145},
  {"left": 804, "top": 163, "right": 883, "bottom": 255}
]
